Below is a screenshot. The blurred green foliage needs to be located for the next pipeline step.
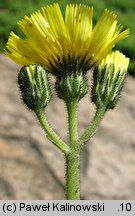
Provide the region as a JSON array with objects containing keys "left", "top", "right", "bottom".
[{"left": 0, "top": 0, "right": 134, "bottom": 75}]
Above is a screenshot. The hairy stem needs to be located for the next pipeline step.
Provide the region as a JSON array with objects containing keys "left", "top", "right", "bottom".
[
  {"left": 79, "top": 106, "right": 106, "bottom": 144},
  {"left": 67, "top": 100, "right": 78, "bottom": 145},
  {"left": 36, "top": 109, "right": 69, "bottom": 154},
  {"left": 65, "top": 150, "right": 80, "bottom": 200},
  {"left": 65, "top": 100, "right": 81, "bottom": 200}
]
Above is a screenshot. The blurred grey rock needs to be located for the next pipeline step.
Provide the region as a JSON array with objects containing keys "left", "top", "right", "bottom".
[{"left": 0, "top": 54, "right": 135, "bottom": 199}]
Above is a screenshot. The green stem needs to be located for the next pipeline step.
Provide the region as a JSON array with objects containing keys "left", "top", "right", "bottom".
[
  {"left": 65, "top": 151, "right": 80, "bottom": 200},
  {"left": 67, "top": 100, "right": 78, "bottom": 145},
  {"left": 65, "top": 100, "right": 81, "bottom": 200},
  {"left": 36, "top": 109, "right": 69, "bottom": 154},
  {"left": 79, "top": 106, "right": 106, "bottom": 144}
]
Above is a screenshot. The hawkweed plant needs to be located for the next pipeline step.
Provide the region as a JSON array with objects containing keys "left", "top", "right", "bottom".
[{"left": 6, "top": 3, "right": 129, "bottom": 200}]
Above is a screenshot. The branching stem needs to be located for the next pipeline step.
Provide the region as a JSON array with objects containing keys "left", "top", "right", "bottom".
[
  {"left": 36, "top": 109, "right": 69, "bottom": 154},
  {"left": 79, "top": 106, "right": 106, "bottom": 144}
]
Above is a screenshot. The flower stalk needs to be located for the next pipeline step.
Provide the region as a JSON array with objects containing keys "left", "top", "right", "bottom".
[
  {"left": 36, "top": 109, "right": 69, "bottom": 154},
  {"left": 79, "top": 106, "right": 106, "bottom": 144},
  {"left": 65, "top": 99, "right": 81, "bottom": 200}
]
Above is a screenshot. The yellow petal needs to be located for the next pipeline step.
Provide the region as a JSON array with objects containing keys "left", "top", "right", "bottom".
[{"left": 87, "top": 9, "right": 129, "bottom": 64}]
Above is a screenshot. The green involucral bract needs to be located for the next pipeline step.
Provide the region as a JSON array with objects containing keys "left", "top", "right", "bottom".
[
  {"left": 92, "top": 64, "right": 127, "bottom": 109},
  {"left": 55, "top": 73, "right": 88, "bottom": 103},
  {"left": 18, "top": 65, "right": 51, "bottom": 111}
]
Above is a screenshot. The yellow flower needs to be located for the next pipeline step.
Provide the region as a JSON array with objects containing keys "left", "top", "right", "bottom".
[
  {"left": 100, "top": 50, "right": 129, "bottom": 74},
  {"left": 92, "top": 51, "right": 129, "bottom": 109},
  {"left": 6, "top": 3, "right": 129, "bottom": 75}
]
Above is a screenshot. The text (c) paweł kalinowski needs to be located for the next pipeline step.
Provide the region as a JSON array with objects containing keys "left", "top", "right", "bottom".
[{"left": 19, "top": 202, "right": 104, "bottom": 212}]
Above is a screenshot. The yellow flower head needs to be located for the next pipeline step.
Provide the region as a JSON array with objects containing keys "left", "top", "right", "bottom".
[
  {"left": 92, "top": 50, "right": 129, "bottom": 109},
  {"left": 100, "top": 50, "right": 129, "bottom": 75},
  {"left": 6, "top": 3, "right": 129, "bottom": 76}
]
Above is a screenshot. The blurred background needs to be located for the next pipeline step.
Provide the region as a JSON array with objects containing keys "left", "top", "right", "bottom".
[{"left": 0, "top": 0, "right": 135, "bottom": 199}]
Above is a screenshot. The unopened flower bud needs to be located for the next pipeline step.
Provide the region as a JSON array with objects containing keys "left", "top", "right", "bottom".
[
  {"left": 18, "top": 64, "right": 51, "bottom": 111},
  {"left": 55, "top": 73, "right": 87, "bottom": 103},
  {"left": 92, "top": 51, "right": 129, "bottom": 109}
]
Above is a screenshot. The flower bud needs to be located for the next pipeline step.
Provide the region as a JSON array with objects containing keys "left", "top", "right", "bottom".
[
  {"left": 55, "top": 73, "right": 87, "bottom": 103},
  {"left": 92, "top": 51, "right": 129, "bottom": 109},
  {"left": 18, "top": 64, "right": 51, "bottom": 111}
]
